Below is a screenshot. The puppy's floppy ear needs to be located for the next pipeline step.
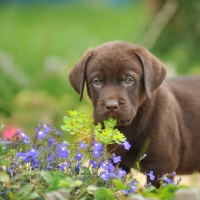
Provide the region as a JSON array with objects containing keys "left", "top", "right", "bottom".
[
  {"left": 134, "top": 48, "right": 166, "bottom": 98},
  {"left": 69, "top": 51, "right": 92, "bottom": 101}
]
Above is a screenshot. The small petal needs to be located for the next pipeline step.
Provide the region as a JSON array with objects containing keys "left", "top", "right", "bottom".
[
  {"left": 90, "top": 160, "right": 98, "bottom": 169},
  {"left": 57, "top": 143, "right": 68, "bottom": 158},
  {"left": 146, "top": 171, "right": 155, "bottom": 181},
  {"left": 100, "top": 172, "right": 110, "bottom": 181},
  {"left": 93, "top": 142, "right": 103, "bottom": 151},
  {"left": 122, "top": 141, "right": 131, "bottom": 150},
  {"left": 79, "top": 142, "right": 88, "bottom": 149},
  {"left": 75, "top": 151, "right": 84, "bottom": 161}
]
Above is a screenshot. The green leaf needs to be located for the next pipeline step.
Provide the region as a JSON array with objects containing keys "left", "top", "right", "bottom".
[
  {"left": 40, "top": 171, "right": 53, "bottom": 183},
  {"left": 87, "top": 185, "right": 98, "bottom": 195},
  {"left": 0, "top": 171, "right": 10, "bottom": 183},
  {"left": 143, "top": 185, "right": 156, "bottom": 193},
  {"left": 94, "top": 187, "right": 115, "bottom": 200},
  {"left": 29, "top": 191, "right": 40, "bottom": 199},
  {"left": 112, "top": 179, "right": 131, "bottom": 190}
]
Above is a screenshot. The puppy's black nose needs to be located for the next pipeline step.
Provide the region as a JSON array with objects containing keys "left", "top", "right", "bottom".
[{"left": 105, "top": 100, "right": 119, "bottom": 112}]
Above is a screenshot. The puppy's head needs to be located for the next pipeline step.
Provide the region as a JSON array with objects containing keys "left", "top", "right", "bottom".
[{"left": 69, "top": 41, "right": 166, "bottom": 126}]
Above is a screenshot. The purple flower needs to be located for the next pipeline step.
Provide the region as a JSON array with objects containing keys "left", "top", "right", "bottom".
[
  {"left": 100, "top": 172, "right": 110, "bottom": 181},
  {"left": 75, "top": 151, "right": 84, "bottom": 161},
  {"left": 116, "top": 168, "right": 126, "bottom": 178},
  {"left": 107, "top": 162, "right": 115, "bottom": 173},
  {"left": 48, "top": 138, "right": 55, "bottom": 148},
  {"left": 90, "top": 160, "right": 98, "bottom": 169},
  {"left": 60, "top": 163, "right": 70, "bottom": 171},
  {"left": 111, "top": 153, "right": 121, "bottom": 163},
  {"left": 129, "top": 181, "right": 137, "bottom": 193},
  {"left": 31, "top": 159, "right": 41, "bottom": 169},
  {"left": 93, "top": 150, "right": 101, "bottom": 158},
  {"left": 53, "top": 127, "right": 62, "bottom": 135},
  {"left": 17, "top": 147, "right": 40, "bottom": 163},
  {"left": 75, "top": 162, "right": 81, "bottom": 172},
  {"left": 122, "top": 141, "right": 131, "bottom": 150},
  {"left": 6, "top": 167, "right": 14, "bottom": 177},
  {"left": 93, "top": 142, "right": 103, "bottom": 151},
  {"left": 26, "top": 148, "right": 40, "bottom": 160},
  {"left": 164, "top": 177, "right": 173, "bottom": 184},
  {"left": 47, "top": 152, "right": 53, "bottom": 163},
  {"left": 18, "top": 129, "right": 30, "bottom": 144},
  {"left": 57, "top": 143, "right": 68, "bottom": 158},
  {"left": 79, "top": 142, "right": 88, "bottom": 149},
  {"left": 170, "top": 171, "right": 176, "bottom": 177},
  {"left": 16, "top": 152, "right": 27, "bottom": 162},
  {"left": 145, "top": 182, "right": 151, "bottom": 187},
  {"left": 123, "top": 181, "right": 137, "bottom": 194},
  {"left": 146, "top": 171, "right": 155, "bottom": 181},
  {"left": 36, "top": 123, "right": 51, "bottom": 141},
  {"left": 100, "top": 161, "right": 109, "bottom": 170}
]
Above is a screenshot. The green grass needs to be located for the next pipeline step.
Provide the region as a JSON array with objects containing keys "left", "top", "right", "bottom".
[{"left": 0, "top": 2, "right": 148, "bottom": 134}]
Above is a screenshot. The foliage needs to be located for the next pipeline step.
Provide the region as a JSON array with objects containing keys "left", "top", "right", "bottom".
[{"left": 0, "top": 110, "right": 183, "bottom": 199}]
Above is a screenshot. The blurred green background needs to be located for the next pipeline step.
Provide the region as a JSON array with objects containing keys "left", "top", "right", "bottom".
[{"left": 0, "top": 0, "right": 200, "bottom": 138}]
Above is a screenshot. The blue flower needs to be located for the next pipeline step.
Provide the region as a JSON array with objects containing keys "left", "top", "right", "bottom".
[
  {"left": 93, "top": 150, "right": 101, "bottom": 158},
  {"left": 60, "top": 163, "right": 70, "bottom": 171},
  {"left": 26, "top": 147, "right": 40, "bottom": 160},
  {"left": 170, "top": 171, "right": 176, "bottom": 177},
  {"left": 122, "top": 141, "right": 131, "bottom": 150},
  {"left": 128, "top": 181, "right": 137, "bottom": 193},
  {"left": 123, "top": 181, "right": 137, "bottom": 194},
  {"left": 111, "top": 153, "right": 121, "bottom": 163},
  {"left": 146, "top": 171, "right": 155, "bottom": 181},
  {"left": 75, "top": 162, "right": 81, "bottom": 173},
  {"left": 79, "top": 142, "right": 88, "bottom": 149},
  {"left": 47, "top": 152, "right": 53, "bottom": 163},
  {"left": 100, "top": 161, "right": 109, "bottom": 170},
  {"left": 16, "top": 152, "right": 27, "bottom": 161},
  {"left": 164, "top": 177, "right": 173, "bottom": 184},
  {"left": 36, "top": 122, "right": 51, "bottom": 141},
  {"left": 57, "top": 143, "right": 68, "bottom": 158},
  {"left": 100, "top": 172, "right": 110, "bottom": 181},
  {"left": 31, "top": 159, "right": 41, "bottom": 169},
  {"left": 53, "top": 127, "right": 62, "bottom": 135},
  {"left": 6, "top": 167, "right": 14, "bottom": 177},
  {"left": 93, "top": 142, "right": 103, "bottom": 151},
  {"left": 145, "top": 182, "right": 151, "bottom": 187},
  {"left": 90, "top": 160, "right": 98, "bottom": 169},
  {"left": 75, "top": 151, "right": 84, "bottom": 161},
  {"left": 17, "top": 129, "right": 30, "bottom": 144},
  {"left": 16, "top": 147, "right": 40, "bottom": 163},
  {"left": 115, "top": 168, "right": 126, "bottom": 178},
  {"left": 48, "top": 138, "right": 55, "bottom": 148},
  {"left": 107, "top": 162, "right": 115, "bottom": 173}
]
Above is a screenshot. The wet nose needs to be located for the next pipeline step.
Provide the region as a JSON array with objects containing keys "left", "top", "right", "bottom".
[{"left": 105, "top": 100, "right": 119, "bottom": 112}]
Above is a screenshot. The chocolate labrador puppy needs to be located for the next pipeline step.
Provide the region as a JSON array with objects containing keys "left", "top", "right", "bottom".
[{"left": 69, "top": 41, "right": 200, "bottom": 186}]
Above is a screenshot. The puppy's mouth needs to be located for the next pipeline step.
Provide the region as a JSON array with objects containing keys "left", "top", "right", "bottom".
[{"left": 117, "top": 119, "right": 132, "bottom": 126}]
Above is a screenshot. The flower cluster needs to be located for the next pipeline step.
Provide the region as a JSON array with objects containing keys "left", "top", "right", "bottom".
[{"left": 0, "top": 110, "right": 182, "bottom": 199}]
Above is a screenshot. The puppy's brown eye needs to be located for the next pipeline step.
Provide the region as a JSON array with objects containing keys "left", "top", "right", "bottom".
[
  {"left": 92, "top": 78, "right": 101, "bottom": 86},
  {"left": 125, "top": 76, "right": 134, "bottom": 85}
]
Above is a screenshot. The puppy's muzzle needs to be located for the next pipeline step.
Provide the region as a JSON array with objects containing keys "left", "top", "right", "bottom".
[{"left": 105, "top": 100, "right": 119, "bottom": 112}]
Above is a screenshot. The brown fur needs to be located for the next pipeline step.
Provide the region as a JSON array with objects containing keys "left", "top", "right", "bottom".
[{"left": 69, "top": 41, "right": 200, "bottom": 186}]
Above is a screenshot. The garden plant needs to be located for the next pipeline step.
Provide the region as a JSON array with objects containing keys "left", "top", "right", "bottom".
[{"left": 0, "top": 110, "right": 183, "bottom": 200}]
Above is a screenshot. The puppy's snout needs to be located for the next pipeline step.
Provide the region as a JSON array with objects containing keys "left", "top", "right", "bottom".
[{"left": 105, "top": 100, "right": 119, "bottom": 112}]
